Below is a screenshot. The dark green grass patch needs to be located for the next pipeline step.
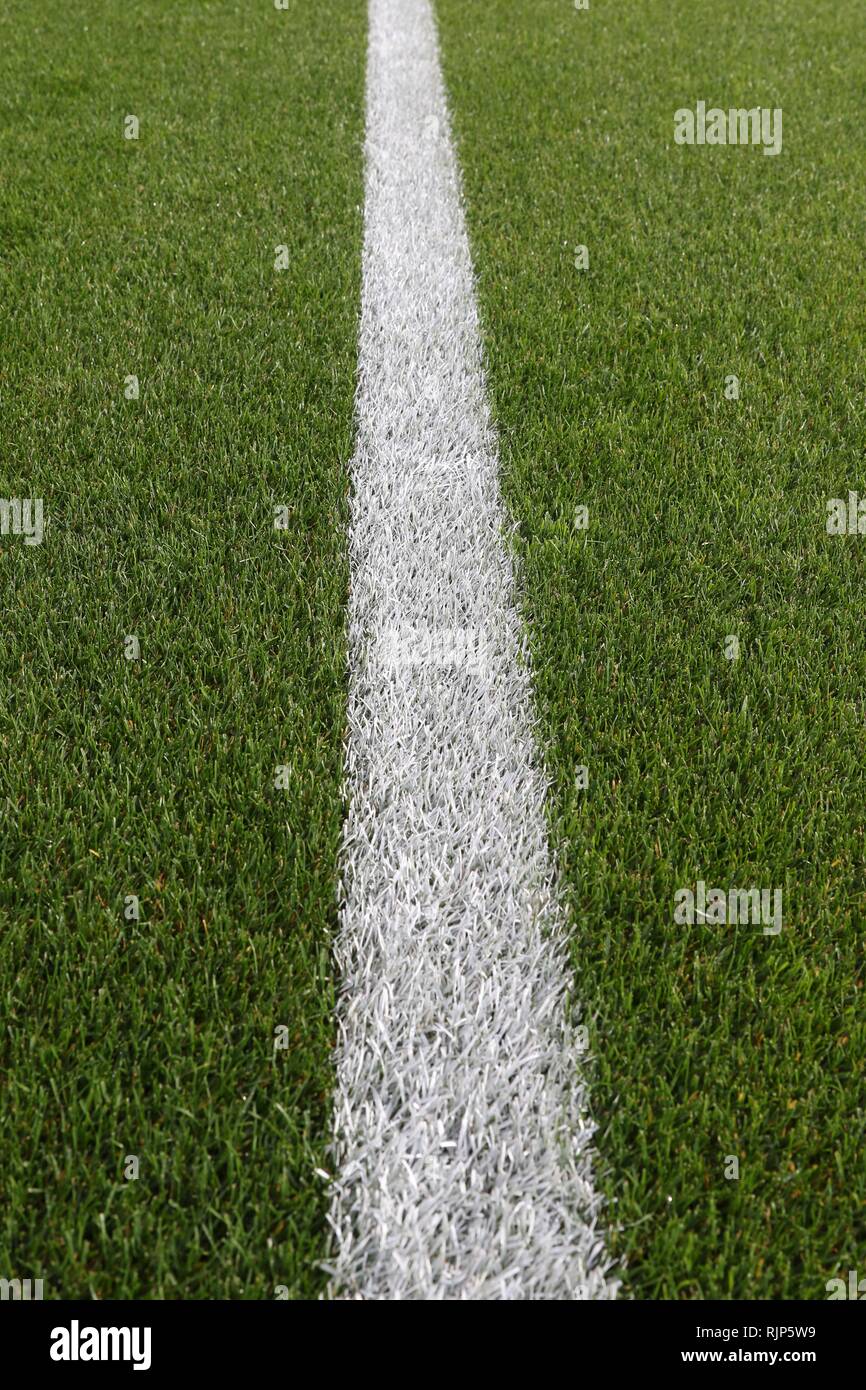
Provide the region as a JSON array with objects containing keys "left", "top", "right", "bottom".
[
  {"left": 0, "top": 0, "right": 365, "bottom": 1298},
  {"left": 437, "top": 0, "right": 866, "bottom": 1298}
]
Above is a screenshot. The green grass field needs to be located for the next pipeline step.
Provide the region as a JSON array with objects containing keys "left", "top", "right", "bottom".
[
  {"left": 437, "top": 0, "right": 866, "bottom": 1298},
  {"left": 2, "top": 0, "right": 863, "bottom": 1302},
  {"left": 0, "top": 0, "right": 365, "bottom": 1298}
]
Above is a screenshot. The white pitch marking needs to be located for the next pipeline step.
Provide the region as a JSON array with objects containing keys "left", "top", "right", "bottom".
[{"left": 327, "top": 0, "right": 618, "bottom": 1300}]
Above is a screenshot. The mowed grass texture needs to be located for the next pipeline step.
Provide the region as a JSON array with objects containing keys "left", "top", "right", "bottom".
[
  {"left": 0, "top": 0, "right": 365, "bottom": 1297},
  {"left": 437, "top": 0, "right": 866, "bottom": 1298}
]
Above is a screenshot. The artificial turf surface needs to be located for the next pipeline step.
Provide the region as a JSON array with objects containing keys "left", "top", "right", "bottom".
[
  {"left": 3, "top": 0, "right": 863, "bottom": 1304},
  {"left": 0, "top": 0, "right": 365, "bottom": 1298},
  {"left": 437, "top": 0, "right": 866, "bottom": 1300}
]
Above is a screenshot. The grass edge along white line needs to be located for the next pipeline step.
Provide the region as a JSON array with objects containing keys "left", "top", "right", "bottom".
[{"left": 325, "top": 0, "right": 618, "bottom": 1300}]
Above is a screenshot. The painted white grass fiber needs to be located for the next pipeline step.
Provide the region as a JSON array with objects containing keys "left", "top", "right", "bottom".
[{"left": 326, "top": 0, "right": 617, "bottom": 1301}]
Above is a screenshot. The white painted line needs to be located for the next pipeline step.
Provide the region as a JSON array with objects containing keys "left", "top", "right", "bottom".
[{"left": 326, "top": 0, "right": 617, "bottom": 1300}]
